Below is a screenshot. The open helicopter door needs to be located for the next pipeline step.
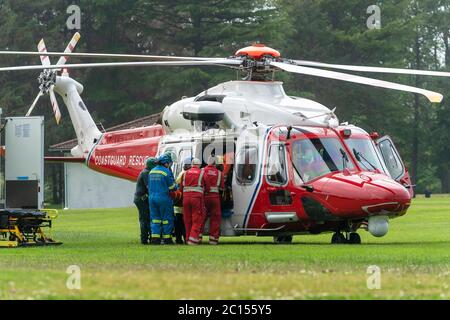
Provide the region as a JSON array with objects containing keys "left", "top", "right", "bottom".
[
  {"left": 197, "top": 133, "right": 237, "bottom": 236},
  {"left": 376, "top": 136, "right": 414, "bottom": 195}
]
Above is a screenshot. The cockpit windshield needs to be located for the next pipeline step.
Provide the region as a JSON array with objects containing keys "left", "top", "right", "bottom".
[
  {"left": 345, "top": 138, "right": 385, "bottom": 173},
  {"left": 292, "top": 137, "right": 354, "bottom": 183}
]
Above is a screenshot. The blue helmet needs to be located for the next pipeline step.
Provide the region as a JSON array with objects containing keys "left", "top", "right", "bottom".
[
  {"left": 158, "top": 153, "right": 172, "bottom": 165},
  {"left": 182, "top": 156, "right": 193, "bottom": 166}
]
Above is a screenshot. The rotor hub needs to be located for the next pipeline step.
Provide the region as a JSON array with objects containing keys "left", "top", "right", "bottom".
[
  {"left": 235, "top": 44, "right": 281, "bottom": 60},
  {"left": 37, "top": 69, "right": 57, "bottom": 94},
  {"left": 234, "top": 44, "right": 283, "bottom": 81}
]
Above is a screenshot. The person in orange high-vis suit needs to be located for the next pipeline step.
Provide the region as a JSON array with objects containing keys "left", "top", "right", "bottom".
[
  {"left": 181, "top": 158, "right": 208, "bottom": 245},
  {"left": 203, "top": 156, "right": 225, "bottom": 245}
]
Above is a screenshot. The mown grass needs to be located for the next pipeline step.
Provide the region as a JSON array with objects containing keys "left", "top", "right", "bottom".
[{"left": 0, "top": 195, "right": 449, "bottom": 300}]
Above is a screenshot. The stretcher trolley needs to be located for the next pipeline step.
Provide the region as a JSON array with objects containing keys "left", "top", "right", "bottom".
[{"left": 0, "top": 209, "right": 61, "bottom": 247}]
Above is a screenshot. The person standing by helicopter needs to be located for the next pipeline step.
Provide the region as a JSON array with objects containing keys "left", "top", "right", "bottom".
[
  {"left": 148, "top": 154, "right": 178, "bottom": 245},
  {"left": 133, "top": 157, "right": 157, "bottom": 245},
  {"left": 181, "top": 158, "right": 208, "bottom": 245},
  {"left": 173, "top": 157, "right": 193, "bottom": 244},
  {"left": 203, "top": 155, "right": 225, "bottom": 245}
]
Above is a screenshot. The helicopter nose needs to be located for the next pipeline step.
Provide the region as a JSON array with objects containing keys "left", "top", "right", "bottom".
[{"left": 311, "top": 172, "right": 411, "bottom": 218}]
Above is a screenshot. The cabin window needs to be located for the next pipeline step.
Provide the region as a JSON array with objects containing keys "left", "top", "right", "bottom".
[
  {"left": 265, "top": 144, "right": 287, "bottom": 185},
  {"left": 236, "top": 146, "right": 258, "bottom": 185},
  {"left": 201, "top": 141, "right": 235, "bottom": 167}
]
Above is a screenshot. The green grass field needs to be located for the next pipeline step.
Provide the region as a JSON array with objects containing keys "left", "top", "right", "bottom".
[{"left": 0, "top": 195, "right": 449, "bottom": 300}]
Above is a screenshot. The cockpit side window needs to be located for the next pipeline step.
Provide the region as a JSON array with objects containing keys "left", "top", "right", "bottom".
[
  {"left": 345, "top": 137, "right": 385, "bottom": 173},
  {"left": 378, "top": 138, "right": 404, "bottom": 180}
]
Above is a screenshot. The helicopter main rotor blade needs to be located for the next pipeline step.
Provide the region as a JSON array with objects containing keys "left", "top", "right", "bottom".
[
  {"left": 0, "top": 59, "right": 241, "bottom": 72},
  {"left": 56, "top": 32, "right": 81, "bottom": 66},
  {"left": 37, "top": 39, "right": 51, "bottom": 66},
  {"left": 0, "top": 50, "right": 223, "bottom": 61},
  {"left": 25, "top": 40, "right": 50, "bottom": 117},
  {"left": 292, "top": 60, "right": 450, "bottom": 77},
  {"left": 49, "top": 86, "right": 62, "bottom": 125},
  {"left": 271, "top": 61, "right": 443, "bottom": 103}
]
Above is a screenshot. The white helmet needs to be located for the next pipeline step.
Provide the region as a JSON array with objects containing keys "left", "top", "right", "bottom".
[{"left": 192, "top": 158, "right": 202, "bottom": 166}]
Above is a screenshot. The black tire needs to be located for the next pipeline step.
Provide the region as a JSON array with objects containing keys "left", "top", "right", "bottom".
[
  {"left": 348, "top": 232, "right": 361, "bottom": 244},
  {"left": 331, "top": 232, "right": 346, "bottom": 244},
  {"left": 274, "top": 236, "right": 293, "bottom": 244}
]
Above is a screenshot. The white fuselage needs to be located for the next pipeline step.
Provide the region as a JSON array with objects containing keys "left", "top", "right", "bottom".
[{"left": 162, "top": 81, "right": 339, "bottom": 134}]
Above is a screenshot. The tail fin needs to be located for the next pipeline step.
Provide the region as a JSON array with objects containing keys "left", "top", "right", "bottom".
[{"left": 54, "top": 76, "right": 102, "bottom": 158}]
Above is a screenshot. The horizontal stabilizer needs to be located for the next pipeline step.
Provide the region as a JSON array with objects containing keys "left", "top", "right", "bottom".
[{"left": 44, "top": 156, "right": 85, "bottom": 163}]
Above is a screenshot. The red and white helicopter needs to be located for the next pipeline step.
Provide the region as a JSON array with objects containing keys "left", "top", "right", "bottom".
[{"left": 1, "top": 33, "right": 449, "bottom": 244}]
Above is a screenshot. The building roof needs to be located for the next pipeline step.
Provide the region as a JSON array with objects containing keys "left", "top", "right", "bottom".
[{"left": 49, "top": 112, "right": 163, "bottom": 152}]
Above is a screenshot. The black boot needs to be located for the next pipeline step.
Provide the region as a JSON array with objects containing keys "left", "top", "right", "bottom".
[
  {"left": 163, "top": 238, "right": 174, "bottom": 245},
  {"left": 151, "top": 238, "right": 161, "bottom": 245}
]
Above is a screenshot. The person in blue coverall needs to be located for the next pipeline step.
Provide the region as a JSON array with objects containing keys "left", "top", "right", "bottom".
[{"left": 148, "top": 154, "right": 178, "bottom": 245}]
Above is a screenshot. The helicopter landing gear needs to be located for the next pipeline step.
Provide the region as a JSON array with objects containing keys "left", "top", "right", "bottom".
[
  {"left": 348, "top": 232, "right": 361, "bottom": 244},
  {"left": 331, "top": 232, "right": 361, "bottom": 244},
  {"left": 331, "top": 232, "right": 346, "bottom": 244},
  {"left": 274, "top": 235, "right": 293, "bottom": 244}
]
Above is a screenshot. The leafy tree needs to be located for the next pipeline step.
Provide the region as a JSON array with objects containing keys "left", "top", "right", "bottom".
[{"left": 0, "top": 0, "right": 449, "bottom": 200}]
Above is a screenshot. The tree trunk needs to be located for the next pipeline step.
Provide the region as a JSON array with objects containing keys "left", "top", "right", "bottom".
[
  {"left": 444, "top": 30, "right": 449, "bottom": 68},
  {"left": 191, "top": 14, "right": 203, "bottom": 56},
  {"left": 411, "top": 31, "right": 421, "bottom": 186},
  {"left": 441, "top": 166, "right": 450, "bottom": 193},
  {"left": 441, "top": 30, "right": 449, "bottom": 193}
]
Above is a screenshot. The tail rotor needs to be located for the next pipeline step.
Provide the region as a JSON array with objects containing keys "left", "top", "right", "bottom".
[{"left": 25, "top": 33, "right": 80, "bottom": 124}]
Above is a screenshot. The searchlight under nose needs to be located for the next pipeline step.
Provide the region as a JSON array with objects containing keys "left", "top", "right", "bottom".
[{"left": 368, "top": 215, "right": 389, "bottom": 237}]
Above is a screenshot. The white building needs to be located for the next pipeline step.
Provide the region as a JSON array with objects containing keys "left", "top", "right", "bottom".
[{"left": 63, "top": 162, "right": 135, "bottom": 209}]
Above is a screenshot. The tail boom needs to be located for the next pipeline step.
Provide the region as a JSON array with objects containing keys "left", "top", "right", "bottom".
[{"left": 53, "top": 76, "right": 102, "bottom": 158}]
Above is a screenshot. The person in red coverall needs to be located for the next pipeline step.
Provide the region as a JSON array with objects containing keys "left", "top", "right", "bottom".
[
  {"left": 203, "top": 156, "right": 225, "bottom": 245},
  {"left": 181, "top": 158, "right": 208, "bottom": 245}
]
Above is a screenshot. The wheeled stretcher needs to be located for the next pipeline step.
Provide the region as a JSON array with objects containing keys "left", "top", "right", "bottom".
[{"left": 0, "top": 209, "right": 61, "bottom": 247}]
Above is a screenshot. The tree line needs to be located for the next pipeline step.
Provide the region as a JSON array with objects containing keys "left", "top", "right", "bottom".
[{"left": 0, "top": 0, "right": 449, "bottom": 200}]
